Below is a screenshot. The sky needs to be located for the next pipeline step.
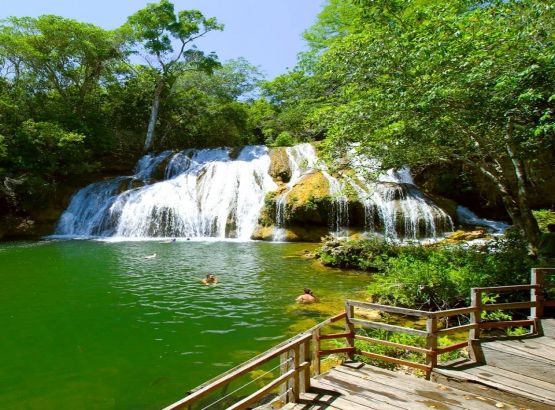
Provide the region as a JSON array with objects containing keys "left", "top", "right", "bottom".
[{"left": 0, "top": 0, "right": 325, "bottom": 79}]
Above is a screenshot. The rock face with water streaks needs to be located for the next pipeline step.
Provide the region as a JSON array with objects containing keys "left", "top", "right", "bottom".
[{"left": 52, "top": 143, "right": 461, "bottom": 242}]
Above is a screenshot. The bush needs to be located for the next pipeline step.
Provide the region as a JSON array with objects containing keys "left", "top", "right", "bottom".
[
  {"left": 533, "top": 209, "right": 555, "bottom": 232},
  {"left": 272, "top": 131, "right": 297, "bottom": 147},
  {"left": 367, "top": 230, "right": 534, "bottom": 310},
  {"left": 317, "top": 236, "right": 400, "bottom": 271}
]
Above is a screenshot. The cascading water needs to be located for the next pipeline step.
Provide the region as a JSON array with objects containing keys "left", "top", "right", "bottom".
[
  {"left": 456, "top": 206, "right": 509, "bottom": 233},
  {"left": 56, "top": 143, "right": 454, "bottom": 242},
  {"left": 273, "top": 143, "right": 321, "bottom": 241},
  {"left": 56, "top": 146, "right": 277, "bottom": 239},
  {"left": 273, "top": 143, "right": 350, "bottom": 239},
  {"left": 345, "top": 148, "right": 453, "bottom": 240}
]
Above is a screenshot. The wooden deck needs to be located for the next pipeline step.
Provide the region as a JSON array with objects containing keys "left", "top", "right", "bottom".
[
  {"left": 281, "top": 319, "right": 555, "bottom": 410},
  {"left": 432, "top": 318, "right": 555, "bottom": 410}
]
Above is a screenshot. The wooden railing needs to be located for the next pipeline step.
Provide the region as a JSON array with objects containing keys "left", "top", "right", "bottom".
[{"left": 165, "top": 268, "right": 554, "bottom": 409}]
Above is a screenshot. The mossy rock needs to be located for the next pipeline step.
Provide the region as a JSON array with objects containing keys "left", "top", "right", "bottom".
[
  {"left": 287, "top": 172, "right": 331, "bottom": 225},
  {"left": 444, "top": 229, "right": 489, "bottom": 242},
  {"left": 283, "top": 225, "right": 330, "bottom": 242},
  {"left": 251, "top": 226, "right": 275, "bottom": 241},
  {"left": 268, "top": 147, "right": 291, "bottom": 183},
  {"left": 424, "top": 192, "right": 459, "bottom": 223}
]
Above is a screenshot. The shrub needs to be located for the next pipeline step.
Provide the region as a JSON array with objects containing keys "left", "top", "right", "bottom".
[
  {"left": 316, "top": 236, "right": 400, "bottom": 271},
  {"left": 367, "top": 230, "right": 534, "bottom": 310},
  {"left": 533, "top": 209, "right": 555, "bottom": 232},
  {"left": 272, "top": 131, "right": 297, "bottom": 147}
]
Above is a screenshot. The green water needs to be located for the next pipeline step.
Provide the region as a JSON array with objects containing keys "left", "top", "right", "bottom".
[{"left": 0, "top": 240, "right": 368, "bottom": 409}]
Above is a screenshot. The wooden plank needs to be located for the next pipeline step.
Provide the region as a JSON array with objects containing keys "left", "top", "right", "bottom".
[
  {"left": 319, "top": 371, "right": 446, "bottom": 410},
  {"left": 300, "top": 389, "right": 389, "bottom": 410},
  {"left": 355, "top": 334, "right": 431, "bottom": 355},
  {"left": 333, "top": 364, "right": 512, "bottom": 410},
  {"left": 480, "top": 345, "right": 555, "bottom": 383},
  {"left": 473, "top": 284, "right": 536, "bottom": 292},
  {"left": 330, "top": 311, "right": 347, "bottom": 322},
  {"left": 432, "top": 367, "right": 555, "bottom": 410},
  {"left": 349, "top": 317, "right": 428, "bottom": 337},
  {"left": 347, "top": 300, "right": 430, "bottom": 317},
  {"left": 358, "top": 350, "right": 431, "bottom": 372},
  {"left": 319, "top": 347, "right": 356, "bottom": 356},
  {"left": 435, "top": 341, "right": 468, "bottom": 355},
  {"left": 463, "top": 365, "right": 555, "bottom": 400},
  {"left": 493, "top": 339, "right": 555, "bottom": 363},
  {"left": 431, "top": 306, "right": 478, "bottom": 318},
  {"left": 483, "top": 340, "right": 555, "bottom": 365},
  {"left": 163, "top": 333, "right": 311, "bottom": 409},
  {"left": 481, "top": 301, "right": 535, "bottom": 311},
  {"left": 227, "top": 368, "right": 295, "bottom": 410},
  {"left": 479, "top": 319, "right": 534, "bottom": 329},
  {"left": 311, "top": 379, "right": 409, "bottom": 410},
  {"left": 319, "top": 332, "right": 352, "bottom": 340},
  {"left": 437, "top": 323, "right": 476, "bottom": 335}
]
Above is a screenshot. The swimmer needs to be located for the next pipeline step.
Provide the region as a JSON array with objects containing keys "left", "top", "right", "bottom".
[
  {"left": 296, "top": 288, "right": 318, "bottom": 304},
  {"left": 202, "top": 274, "right": 219, "bottom": 285},
  {"left": 144, "top": 253, "right": 157, "bottom": 259}
]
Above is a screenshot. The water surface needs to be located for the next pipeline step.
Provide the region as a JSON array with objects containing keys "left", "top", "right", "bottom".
[{"left": 0, "top": 240, "right": 368, "bottom": 409}]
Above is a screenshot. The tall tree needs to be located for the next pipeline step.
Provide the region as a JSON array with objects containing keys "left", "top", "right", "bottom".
[
  {"left": 123, "top": 0, "right": 222, "bottom": 152},
  {"left": 269, "top": 0, "right": 554, "bottom": 249},
  {"left": 0, "top": 15, "right": 122, "bottom": 114}
]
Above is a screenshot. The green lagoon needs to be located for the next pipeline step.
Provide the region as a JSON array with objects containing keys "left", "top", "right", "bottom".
[{"left": 0, "top": 240, "right": 368, "bottom": 409}]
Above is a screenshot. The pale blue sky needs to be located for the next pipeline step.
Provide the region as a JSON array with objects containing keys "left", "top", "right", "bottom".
[{"left": 0, "top": 0, "right": 324, "bottom": 79}]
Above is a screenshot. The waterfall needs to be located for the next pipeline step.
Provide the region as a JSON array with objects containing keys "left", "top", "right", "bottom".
[
  {"left": 272, "top": 143, "right": 321, "bottom": 241},
  {"left": 56, "top": 146, "right": 277, "bottom": 239},
  {"left": 56, "top": 142, "right": 455, "bottom": 242},
  {"left": 345, "top": 148, "right": 453, "bottom": 240},
  {"left": 457, "top": 206, "right": 509, "bottom": 233}
]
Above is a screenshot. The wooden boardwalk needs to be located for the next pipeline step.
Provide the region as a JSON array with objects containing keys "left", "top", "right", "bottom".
[
  {"left": 432, "top": 318, "right": 555, "bottom": 410},
  {"left": 281, "top": 319, "right": 555, "bottom": 410}
]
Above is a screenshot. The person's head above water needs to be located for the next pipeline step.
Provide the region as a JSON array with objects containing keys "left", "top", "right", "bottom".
[{"left": 304, "top": 288, "right": 313, "bottom": 295}]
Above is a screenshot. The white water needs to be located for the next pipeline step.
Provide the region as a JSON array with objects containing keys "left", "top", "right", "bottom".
[
  {"left": 457, "top": 206, "right": 509, "bottom": 233},
  {"left": 273, "top": 143, "right": 323, "bottom": 241},
  {"left": 56, "top": 143, "right": 454, "bottom": 241},
  {"left": 345, "top": 147, "right": 453, "bottom": 240},
  {"left": 57, "top": 146, "right": 277, "bottom": 239}
]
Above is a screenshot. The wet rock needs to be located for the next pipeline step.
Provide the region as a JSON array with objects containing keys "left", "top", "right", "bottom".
[{"left": 268, "top": 147, "right": 291, "bottom": 183}]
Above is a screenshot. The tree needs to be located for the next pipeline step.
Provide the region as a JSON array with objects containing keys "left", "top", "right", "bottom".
[
  {"left": 0, "top": 15, "right": 122, "bottom": 114},
  {"left": 269, "top": 0, "right": 554, "bottom": 249},
  {"left": 123, "top": 0, "right": 223, "bottom": 152}
]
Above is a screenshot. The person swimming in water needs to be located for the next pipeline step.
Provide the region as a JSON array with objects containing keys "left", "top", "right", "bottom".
[
  {"left": 201, "top": 274, "right": 219, "bottom": 285},
  {"left": 296, "top": 288, "right": 317, "bottom": 303}
]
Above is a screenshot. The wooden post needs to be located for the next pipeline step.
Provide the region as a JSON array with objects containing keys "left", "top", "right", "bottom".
[
  {"left": 531, "top": 268, "right": 545, "bottom": 318},
  {"left": 312, "top": 328, "right": 320, "bottom": 376},
  {"left": 279, "top": 352, "right": 290, "bottom": 402},
  {"left": 531, "top": 268, "right": 546, "bottom": 336},
  {"left": 345, "top": 303, "right": 356, "bottom": 361},
  {"left": 425, "top": 316, "right": 438, "bottom": 380},
  {"left": 303, "top": 338, "right": 311, "bottom": 393},
  {"left": 293, "top": 344, "right": 300, "bottom": 402},
  {"left": 469, "top": 288, "right": 485, "bottom": 364}
]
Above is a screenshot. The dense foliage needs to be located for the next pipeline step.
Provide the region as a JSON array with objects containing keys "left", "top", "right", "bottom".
[
  {"left": 0, "top": 2, "right": 265, "bottom": 224},
  {"left": 263, "top": 0, "right": 555, "bottom": 249},
  {"left": 317, "top": 231, "right": 537, "bottom": 310}
]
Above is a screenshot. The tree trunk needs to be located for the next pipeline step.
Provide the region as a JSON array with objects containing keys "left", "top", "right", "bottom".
[
  {"left": 476, "top": 160, "right": 539, "bottom": 251},
  {"left": 144, "top": 80, "right": 165, "bottom": 152},
  {"left": 505, "top": 141, "right": 541, "bottom": 250}
]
